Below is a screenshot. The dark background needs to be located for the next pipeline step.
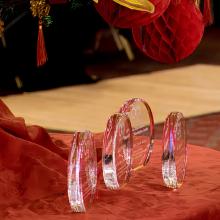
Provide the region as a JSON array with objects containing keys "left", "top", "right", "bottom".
[
  {"left": 0, "top": 3, "right": 106, "bottom": 94},
  {"left": 0, "top": 1, "right": 219, "bottom": 95}
]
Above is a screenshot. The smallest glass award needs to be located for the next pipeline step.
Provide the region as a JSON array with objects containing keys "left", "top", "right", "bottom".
[
  {"left": 162, "top": 112, "right": 187, "bottom": 189},
  {"left": 68, "top": 131, "right": 97, "bottom": 212},
  {"left": 103, "top": 113, "right": 133, "bottom": 189}
]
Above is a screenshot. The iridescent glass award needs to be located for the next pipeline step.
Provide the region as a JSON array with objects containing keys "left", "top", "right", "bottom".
[
  {"left": 68, "top": 131, "right": 97, "bottom": 212},
  {"left": 162, "top": 112, "right": 187, "bottom": 189},
  {"left": 103, "top": 113, "right": 133, "bottom": 189},
  {"left": 119, "top": 98, "right": 154, "bottom": 170}
]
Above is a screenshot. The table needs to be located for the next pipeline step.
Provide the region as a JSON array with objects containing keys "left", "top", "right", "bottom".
[{"left": 1, "top": 129, "right": 220, "bottom": 219}]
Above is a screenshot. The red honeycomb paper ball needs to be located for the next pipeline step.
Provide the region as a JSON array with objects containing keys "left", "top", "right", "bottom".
[
  {"left": 94, "top": 0, "right": 170, "bottom": 28},
  {"left": 132, "top": 0, "right": 204, "bottom": 63}
]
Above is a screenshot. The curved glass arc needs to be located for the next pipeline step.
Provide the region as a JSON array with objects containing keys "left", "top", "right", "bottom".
[
  {"left": 119, "top": 98, "right": 154, "bottom": 170},
  {"left": 68, "top": 131, "right": 97, "bottom": 212},
  {"left": 103, "top": 113, "right": 133, "bottom": 189}
]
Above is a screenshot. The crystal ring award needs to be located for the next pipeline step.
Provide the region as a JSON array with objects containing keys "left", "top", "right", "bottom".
[
  {"left": 119, "top": 98, "right": 154, "bottom": 170},
  {"left": 68, "top": 131, "right": 97, "bottom": 212},
  {"left": 162, "top": 112, "right": 187, "bottom": 189},
  {"left": 103, "top": 113, "right": 133, "bottom": 189}
]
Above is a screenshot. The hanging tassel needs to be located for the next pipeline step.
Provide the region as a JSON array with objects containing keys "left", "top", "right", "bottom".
[
  {"left": 37, "top": 20, "right": 47, "bottom": 67},
  {"left": 203, "top": 0, "right": 213, "bottom": 26}
]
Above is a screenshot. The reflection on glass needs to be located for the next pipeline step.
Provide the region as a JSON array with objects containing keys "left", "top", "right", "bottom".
[
  {"left": 68, "top": 131, "right": 97, "bottom": 212},
  {"left": 103, "top": 113, "right": 133, "bottom": 189},
  {"left": 162, "top": 112, "right": 187, "bottom": 189},
  {"left": 119, "top": 98, "right": 154, "bottom": 170}
]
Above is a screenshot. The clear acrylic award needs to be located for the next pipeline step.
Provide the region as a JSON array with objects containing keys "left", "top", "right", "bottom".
[
  {"left": 119, "top": 98, "right": 154, "bottom": 170},
  {"left": 103, "top": 113, "right": 133, "bottom": 189},
  {"left": 162, "top": 112, "right": 187, "bottom": 189},
  {"left": 68, "top": 131, "right": 97, "bottom": 212}
]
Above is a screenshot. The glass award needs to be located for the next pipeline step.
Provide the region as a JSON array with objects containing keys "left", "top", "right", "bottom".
[
  {"left": 162, "top": 112, "right": 187, "bottom": 189},
  {"left": 119, "top": 98, "right": 154, "bottom": 170},
  {"left": 103, "top": 113, "right": 133, "bottom": 189},
  {"left": 68, "top": 131, "right": 97, "bottom": 212}
]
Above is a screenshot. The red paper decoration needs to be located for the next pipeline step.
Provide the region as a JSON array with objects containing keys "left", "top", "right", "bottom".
[
  {"left": 94, "top": 0, "right": 170, "bottom": 28},
  {"left": 132, "top": 0, "right": 204, "bottom": 63}
]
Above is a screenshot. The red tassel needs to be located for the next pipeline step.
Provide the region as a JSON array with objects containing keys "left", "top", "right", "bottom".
[
  {"left": 37, "top": 20, "right": 47, "bottom": 67},
  {"left": 203, "top": 0, "right": 213, "bottom": 26}
]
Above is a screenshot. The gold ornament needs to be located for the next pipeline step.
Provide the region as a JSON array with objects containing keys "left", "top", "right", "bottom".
[
  {"left": 30, "top": 0, "right": 50, "bottom": 19},
  {"left": 113, "top": 0, "right": 155, "bottom": 13}
]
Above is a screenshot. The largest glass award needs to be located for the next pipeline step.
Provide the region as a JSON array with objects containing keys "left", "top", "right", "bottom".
[
  {"left": 119, "top": 98, "right": 154, "bottom": 170},
  {"left": 68, "top": 131, "right": 97, "bottom": 212}
]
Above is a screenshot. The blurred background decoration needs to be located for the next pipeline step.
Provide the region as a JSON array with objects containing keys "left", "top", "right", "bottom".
[{"left": 0, "top": 0, "right": 219, "bottom": 95}]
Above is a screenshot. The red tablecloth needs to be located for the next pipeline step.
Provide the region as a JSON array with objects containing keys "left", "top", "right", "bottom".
[{"left": 0, "top": 99, "right": 220, "bottom": 220}]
